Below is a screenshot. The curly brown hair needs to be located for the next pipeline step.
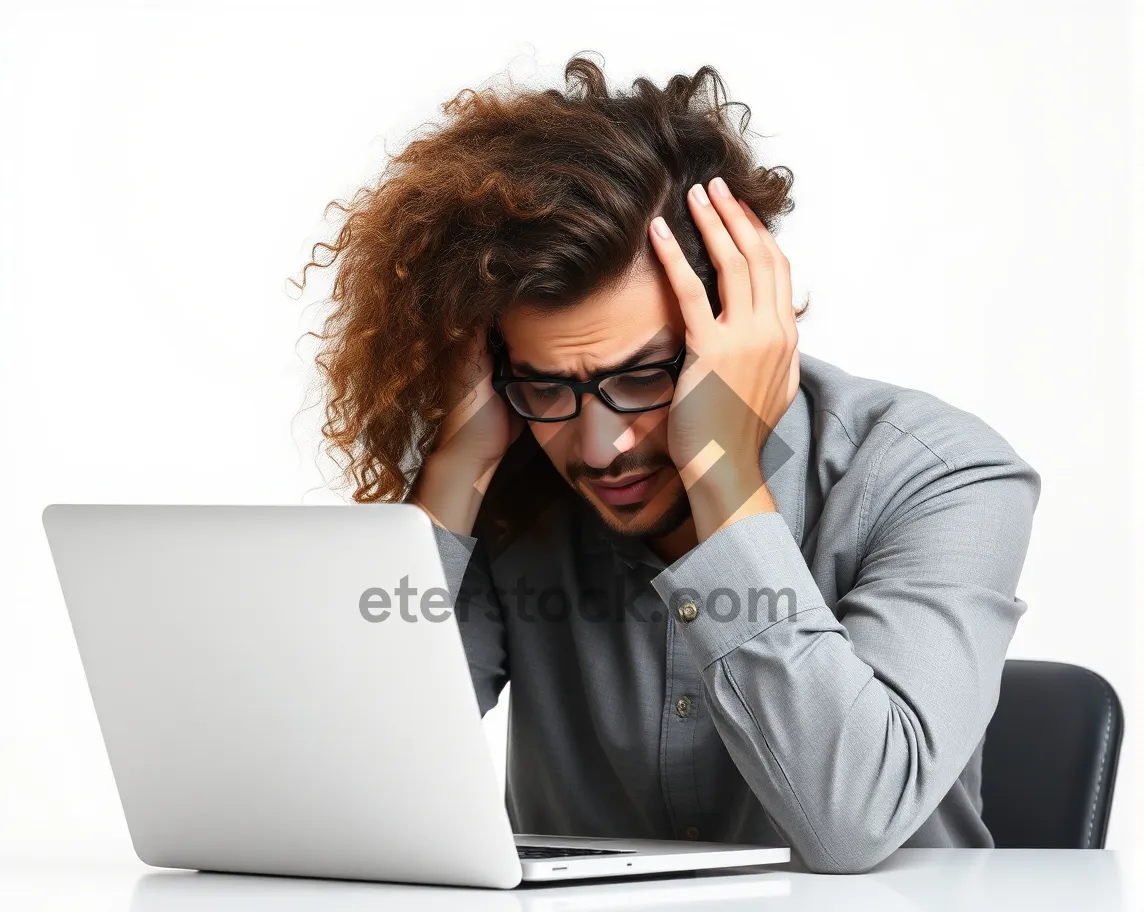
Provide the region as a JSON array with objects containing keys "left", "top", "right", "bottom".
[{"left": 291, "top": 51, "right": 809, "bottom": 504}]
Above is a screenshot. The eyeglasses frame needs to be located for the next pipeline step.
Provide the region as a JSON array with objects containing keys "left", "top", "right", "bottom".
[{"left": 491, "top": 345, "right": 688, "bottom": 423}]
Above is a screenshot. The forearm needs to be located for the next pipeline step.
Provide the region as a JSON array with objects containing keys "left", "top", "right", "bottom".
[
  {"left": 407, "top": 449, "right": 493, "bottom": 538},
  {"left": 686, "top": 466, "right": 779, "bottom": 542},
  {"left": 698, "top": 606, "right": 974, "bottom": 873},
  {"left": 651, "top": 510, "right": 1018, "bottom": 873},
  {"left": 425, "top": 515, "right": 509, "bottom": 717}
]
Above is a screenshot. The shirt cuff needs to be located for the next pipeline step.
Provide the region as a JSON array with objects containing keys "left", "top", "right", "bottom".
[
  {"left": 650, "top": 510, "right": 829, "bottom": 669},
  {"left": 429, "top": 522, "right": 478, "bottom": 601}
]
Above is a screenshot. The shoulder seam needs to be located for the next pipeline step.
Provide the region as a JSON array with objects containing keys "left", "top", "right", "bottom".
[
  {"left": 817, "top": 408, "right": 954, "bottom": 472},
  {"left": 855, "top": 421, "right": 955, "bottom": 555},
  {"left": 855, "top": 427, "right": 897, "bottom": 560},
  {"left": 873, "top": 419, "right": 954, "bottom": 471},
  {"left": 817, "top": 408, "right": 860, "bottom": 449}
]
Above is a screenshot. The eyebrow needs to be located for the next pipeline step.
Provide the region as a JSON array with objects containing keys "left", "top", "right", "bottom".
[{"left": 511, "top": 338, "right": 680, "bottom": 380}]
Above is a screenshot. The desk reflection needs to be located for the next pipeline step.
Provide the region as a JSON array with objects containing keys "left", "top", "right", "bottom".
[
  {"left": 130, "top": 867, "right": 794, "bottom": 912},
  {"left": 127, "top": 850, "right": 1127, "bottom": 912}
]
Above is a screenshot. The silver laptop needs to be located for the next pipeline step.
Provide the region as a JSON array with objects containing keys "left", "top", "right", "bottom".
[{"left": 42, "top": 503, "right": 789, "bottom": 889}]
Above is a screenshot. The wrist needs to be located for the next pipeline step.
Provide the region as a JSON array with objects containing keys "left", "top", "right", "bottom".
[
  {"left": 428, "top": 440, "right": 504, "bottom": 485},
  {"left": 686, "top": 463, "right": 775, "bottom": 542},
  {"left": 411, "top": 450, "right": 500, "bottom": 537}
]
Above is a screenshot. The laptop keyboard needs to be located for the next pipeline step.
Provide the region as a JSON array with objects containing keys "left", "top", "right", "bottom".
[{"left": 517, "top": 846, "right": 636, "bottom": 859}]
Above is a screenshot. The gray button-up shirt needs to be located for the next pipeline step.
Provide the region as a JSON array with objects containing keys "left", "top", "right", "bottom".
[{"left": 428, "top": 351, "right": 1040, "bottom": 873}]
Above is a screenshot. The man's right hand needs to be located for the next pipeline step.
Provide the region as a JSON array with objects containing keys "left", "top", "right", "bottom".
[{"left": 408, "top": 329, "right": 525, "bottom": 536}]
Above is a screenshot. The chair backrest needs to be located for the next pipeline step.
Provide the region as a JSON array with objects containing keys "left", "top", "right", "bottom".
[{"left": 981, "top": 659, "right": 1123, "bottom": 848}]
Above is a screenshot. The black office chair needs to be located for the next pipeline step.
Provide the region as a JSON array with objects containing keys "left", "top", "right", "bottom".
[{"left": 981, "top": 659, "right": 1123, "bottom": 848}]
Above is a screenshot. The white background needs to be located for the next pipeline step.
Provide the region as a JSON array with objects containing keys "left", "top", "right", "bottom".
[{"left": 1, "top": 0, "right": 1141, "bottom": 866}]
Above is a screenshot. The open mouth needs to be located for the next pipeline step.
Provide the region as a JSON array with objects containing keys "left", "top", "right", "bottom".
[{"left": 588, "top": 467, "right": 664, "bottom": 507}]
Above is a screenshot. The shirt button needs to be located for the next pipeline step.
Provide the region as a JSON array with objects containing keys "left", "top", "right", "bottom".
[
  {"left": 675, "top": 600, "right": 698, "bottom": 623},
  {"left": 675, "top": 695, "right": 692, "bottom": 718},
  {"left": 685, "top": 826, "right": 700, "bottom": 840}
]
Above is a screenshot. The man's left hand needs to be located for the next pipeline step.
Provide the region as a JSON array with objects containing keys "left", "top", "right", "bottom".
[{"left": 647, "top": 176, "right": 800, "bottom": 541}]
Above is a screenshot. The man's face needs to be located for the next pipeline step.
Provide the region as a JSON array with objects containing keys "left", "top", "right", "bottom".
[{"left": 498, "top": 258, "right": 690, "bottom": 539}]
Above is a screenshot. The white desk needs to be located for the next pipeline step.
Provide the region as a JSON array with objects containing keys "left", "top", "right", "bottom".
[{"left": 0, "top": 849, "right": 1134, "bottom": 911}]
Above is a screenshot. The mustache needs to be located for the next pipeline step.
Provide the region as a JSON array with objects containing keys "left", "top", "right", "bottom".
[{"left": 567, "top": 451, "right": 675, "bottom": 483}]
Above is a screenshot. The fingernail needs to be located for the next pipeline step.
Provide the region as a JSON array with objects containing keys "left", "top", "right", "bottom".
[
  {"left": 652, "top": 216, "right": 672, "bottom": 239},
  {"left": 691, "top": 183, "right": 710, "bottom": 206},
  {"left": 711, "top": 176, "right": 730, "bottom": 198}
]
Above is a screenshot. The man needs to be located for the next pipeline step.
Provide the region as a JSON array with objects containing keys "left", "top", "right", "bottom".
[{"left": 303, "top": 55, "right": 1040, "bottom": 873}]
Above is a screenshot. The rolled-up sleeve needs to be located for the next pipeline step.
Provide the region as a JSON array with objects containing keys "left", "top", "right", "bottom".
[{"left": 650, "top": 431, "right": 1041, "bottom": 873}]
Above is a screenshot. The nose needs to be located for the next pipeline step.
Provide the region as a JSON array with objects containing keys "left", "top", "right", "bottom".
[{"left": 576, "top": 393, "right": 640, "bottom": 469}]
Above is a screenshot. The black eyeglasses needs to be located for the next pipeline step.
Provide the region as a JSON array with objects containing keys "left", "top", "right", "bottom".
[{"left": 492, "top": 346, "right": 687, "bottom": 422}]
